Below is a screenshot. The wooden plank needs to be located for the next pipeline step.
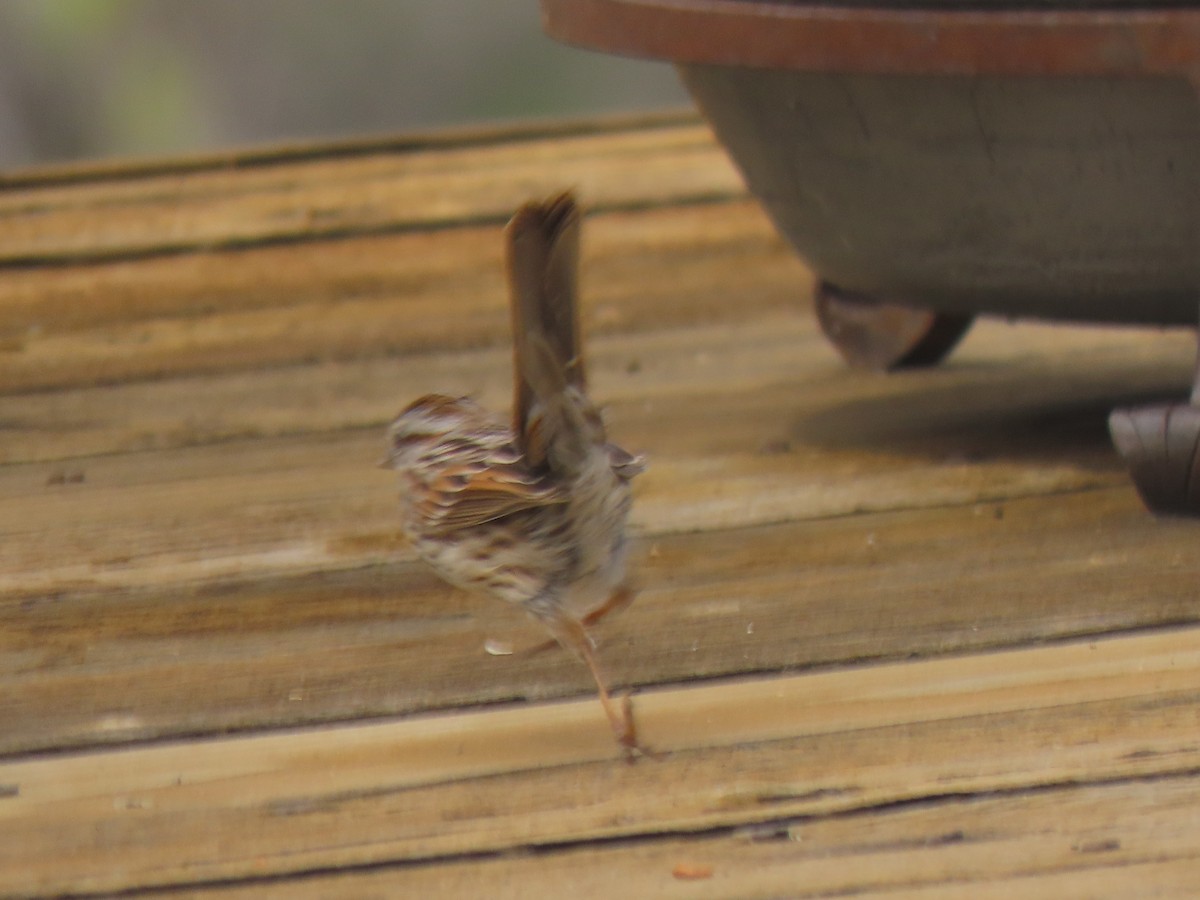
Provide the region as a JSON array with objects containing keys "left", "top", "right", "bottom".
[
  {"left": 0, "top": 200, "right": 799, "bottom": 393},
  {"left": 7, "top": 483, "right": 1199, "bottom": 756},
  {"left": 5, "top": 626, "right": 1200, "bottom": 896},
  {"left": 3, "top": 312, "right": 1197, "bottom": 754},
  {"left": 164, "top": 778, "right": 1200, "bottom": 899},
  {"left": 3, "top": 113, "right": 1200, "bottom": 898},
  {"left": 0, "top": 118, "right": 738, "bottom": 265},
  {"left": 4, "top": 283, "right": 1192, "bottom": 464},
  {"left": 0, "top": 112, "right": 700, "bottom": 187},
  {"left": 2, "top": 311, "right": 1192, "bottom": 574}
]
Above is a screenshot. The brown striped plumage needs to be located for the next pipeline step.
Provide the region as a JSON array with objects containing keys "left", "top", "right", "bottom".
[{"left": 385, "top": 194, "right": 645, "bottom": 754}]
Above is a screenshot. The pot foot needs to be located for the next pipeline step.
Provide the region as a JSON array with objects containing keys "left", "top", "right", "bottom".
[
  {"left": 815, "top": 281, "right": 973, "bottom": 372},
  {"left": 1108, "top": 403, "right": 1200, "bottom": 516}
]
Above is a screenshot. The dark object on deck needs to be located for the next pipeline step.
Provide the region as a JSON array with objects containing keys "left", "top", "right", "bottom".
[
  {"left": 1109, "top": 348, "right": 1200, "bottom": 516},
  {"left": 815, "top": 282, "right": 973, "bottom": 371}
]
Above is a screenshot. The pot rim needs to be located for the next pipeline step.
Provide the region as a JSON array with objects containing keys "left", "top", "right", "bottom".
[{"left": 541, "top": 0, "right": 1200, "bottom": 80}]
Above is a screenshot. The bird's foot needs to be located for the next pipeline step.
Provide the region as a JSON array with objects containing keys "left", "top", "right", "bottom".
[{"left": 613, "top": 691, "right": 666, "bottom": 764}]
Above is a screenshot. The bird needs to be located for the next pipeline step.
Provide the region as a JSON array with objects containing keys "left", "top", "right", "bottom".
[{"left": 385, "top": 192, "right": 646, "bottom": 755}]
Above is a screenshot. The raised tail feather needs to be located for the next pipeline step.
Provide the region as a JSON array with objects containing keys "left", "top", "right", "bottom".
[{"left": 505, "top": 192, "right": 588, "bottom": 469}]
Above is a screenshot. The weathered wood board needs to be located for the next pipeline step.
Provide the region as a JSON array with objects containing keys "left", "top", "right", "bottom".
[{"left": 1, "top": 114, "right": 1197, "bottom": 897}]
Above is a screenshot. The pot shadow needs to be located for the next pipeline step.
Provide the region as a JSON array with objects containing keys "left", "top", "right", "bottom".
[{"left": 788, "top": 360, "right": 1193, "bottom": 472}]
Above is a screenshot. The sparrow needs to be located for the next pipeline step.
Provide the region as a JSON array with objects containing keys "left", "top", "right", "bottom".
[{"left": 385, "top": 193, "right": 646, "bottom": 754}]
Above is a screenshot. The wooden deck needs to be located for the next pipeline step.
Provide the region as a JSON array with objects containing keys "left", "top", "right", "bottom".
[{"left": 3, "top": 113, "right": 1200, "bottom": 898}]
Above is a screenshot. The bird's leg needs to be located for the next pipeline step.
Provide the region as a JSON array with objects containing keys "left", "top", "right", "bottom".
[
  {"left": 522, "top": 584, "right": 636, "bottom": 657},
  {"left": 531, "top": 606, "right": 645, "bottom": 759},
  {"left": 582, "top": 583, "right": 637, "bottom": 628}
]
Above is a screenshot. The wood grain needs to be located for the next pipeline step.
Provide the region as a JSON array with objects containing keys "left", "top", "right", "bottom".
[
  {"left": 164, "top": 777, "right": 1200, "bottom": 899},
  {"left": 0, "top": 115, "right": 736, "bottom": 265},
  {"left": 6, "top": 627, "right": 1200, "bottom": 897},
  {"left": 2, "top": 312, "right": 1196, "bottom": 754},
  {"left": 0, "top": 200, "right": 797, "bottom": 394},
  {"left": 1, "top": 114, "right": 1199, "bottom": 897}
]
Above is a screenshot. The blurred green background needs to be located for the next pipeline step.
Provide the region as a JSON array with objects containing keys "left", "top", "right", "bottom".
[{"left": 0, "top": 0, "right": 688, "bottom": 168}]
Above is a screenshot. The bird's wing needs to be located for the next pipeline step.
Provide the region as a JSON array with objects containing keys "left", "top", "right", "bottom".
[{"left": 414, "top": 452, "right": 566, "bottom": 531}]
